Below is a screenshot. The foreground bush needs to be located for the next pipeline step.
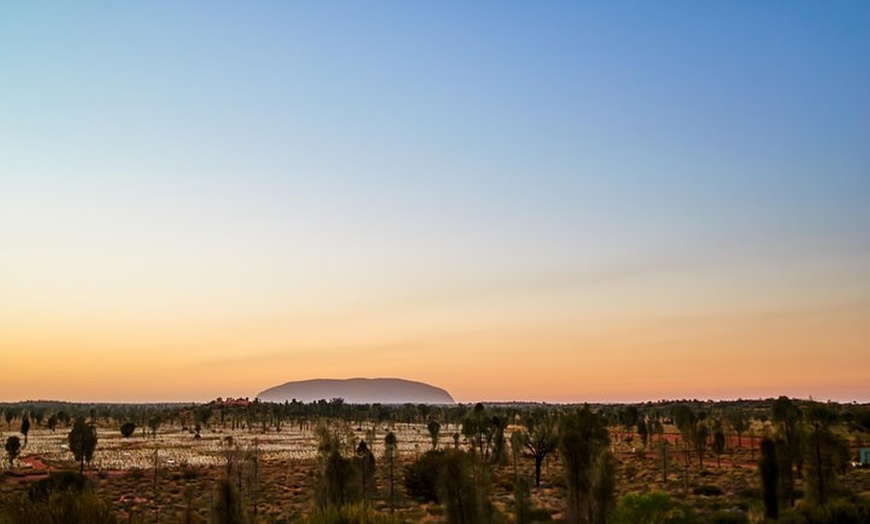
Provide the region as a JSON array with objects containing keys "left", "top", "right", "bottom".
[
  {"left": 303, "top": 504, "right": 402, "bottom": 524},
  {"left": 610, "top": 492, "right": 699, "bottom": 524},
  {"left": 28, "top": 471, "right": 89, "bottom": 501},
  {"left": 778, "top": 497, "right": 870, "bottom": 524},
  {"left": 1, "top": 490, "right": 116, "bottom": 524}
]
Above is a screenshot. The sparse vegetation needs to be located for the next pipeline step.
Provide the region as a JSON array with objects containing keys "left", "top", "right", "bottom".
[{"left": 0, "top": 398, "right": 867, "bottom": 523}]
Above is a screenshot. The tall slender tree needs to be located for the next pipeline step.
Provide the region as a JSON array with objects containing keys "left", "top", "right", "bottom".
[
  {"left": 20, "top": 414, "right": 31, "bottom": 447},
  {"left": 384, "top": 431, "right": 398, "bottom": 513},
  {"left": 559, "top": 407, "right": 614, "bottom": 524},
  {"left": 759, "top": 438, "right": 779, "bottom": 520},
  {"left": 428, "top": 420, "right": 441, "bottom": 449}
]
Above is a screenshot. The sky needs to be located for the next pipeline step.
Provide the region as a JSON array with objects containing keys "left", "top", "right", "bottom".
[{"left": 1, "top": 2, "right": 868, "bottom": 404}]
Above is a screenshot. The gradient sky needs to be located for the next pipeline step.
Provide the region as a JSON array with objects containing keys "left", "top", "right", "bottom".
[{"left": 2, "top": 2, "right": 868, "bottom": 403}]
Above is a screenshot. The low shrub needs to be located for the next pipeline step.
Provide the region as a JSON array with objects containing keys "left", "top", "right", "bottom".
[
  {"left": 302, "top": 504, "right": 401, "bottom": 524},
  {"left": 693, "top": 484, "right": 724, "bottom": 496},
  {"left": 28, "top": 471, "right": 89, "bottom": 501},
  {"left": 709, "top": 509, "right": 748, "bottom": 524}
]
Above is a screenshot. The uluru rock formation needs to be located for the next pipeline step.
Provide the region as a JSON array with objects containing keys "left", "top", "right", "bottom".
[{"left": 257, "top": 378, "right": 455, "bottom": 404}]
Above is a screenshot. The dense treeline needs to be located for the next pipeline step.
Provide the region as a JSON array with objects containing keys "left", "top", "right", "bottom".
[{"left": 1, "top": 397, "right": 869, "bottom": 523}]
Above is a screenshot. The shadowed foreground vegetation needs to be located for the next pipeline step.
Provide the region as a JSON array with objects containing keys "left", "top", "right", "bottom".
[{"left": 1, "top": 397, "right": 869, "bottom": 523}]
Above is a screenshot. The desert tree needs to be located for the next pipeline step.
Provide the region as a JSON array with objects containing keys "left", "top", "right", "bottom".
[
  {"left": 68, "top": 418, "right": 98, "bottom": 473},
  {"left": 513, "top": 477, "right": 533, "bottom": 524},
  {"left": 727, "top": 408, "right": 748, "bottom": 448},
  {"left": 20, "top": 414, "right": 30, "bottom": 447},
  {"left": 620, "top": 406, "right": 639, "bottom": 442},
  {"left": 428, "top": 419, "right": 441, "bottom": 449},
  {"left": 5, "top": 435, "right": 21, "bottom": 468},
  {"left": 489, "top": 415, "right": 508, "bottom": 466},
  {"left": 462, "top": 403, "right": 491, "bottom": 460},
  {"left": 313, "top": 421, "right": 360, "bottom": 509},
  {"left": 522, "top": 411, "right": 558, "bottom": 487},
  {"left": 803, "top": 401, "right": 848, "bottom": 507},
  {"left": 46, "top": 414, "right": 58, "bottom": 432},
  {"left": 4, "top": 410, "right": 13, "bottom": 429},
  {"left": 772, "top": 396, "right": 802, "bottom": 506},
  {"left": 510, "top": 430, "right": 524, "bottom": 484},
  {"left": 712, "top": 422, "right": 726, "bottom": 469},
  {"left": 658, "top": 437, "right": 670, "bottom": 485},
  {"left": 759, "top": 438, "right": 779, "bottom": 520},
  {"left": 147, "top": 413, "right": 162, "bottom": 438},
  {"left": 384, "top": 431, "right": 398, "bottom": 513},
  {"left": 637, "top": 417, "right": 649, "bottom": 448},
  {"left": 559, "top": 406, "right": 614, "bottom": 524},
  {"left": 32, "top": 409, "right": 44, "bottom": 427},
  {"left": 590, "top": 450, "right": 617, "bottom": 524},
  {"left": 671, "top": 405, "right": 696, "bottom": 468},
  {"left": 120, "top": 421, "right": 137, "bottom": 438},
  {"left": 693, "top": 420, "right": 708, "bottom": 471},
  {"left": 440, "top": 449, "right": 483, "bottom": 524},
  {"left": 355, "top": 440, "right": 376, "bottom": 503},
  {"left": 213, "top": 476, "right": 249, "bottom": 524}
]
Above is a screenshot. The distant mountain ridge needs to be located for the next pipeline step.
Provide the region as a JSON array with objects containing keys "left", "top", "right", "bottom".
[{"left": 257, "top": 378, "right": 455, "bottom": 405}]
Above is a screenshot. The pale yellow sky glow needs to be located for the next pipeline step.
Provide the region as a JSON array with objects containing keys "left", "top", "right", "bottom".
[{"left": 3, "top": 248, "right": 868, "bottom": 402}]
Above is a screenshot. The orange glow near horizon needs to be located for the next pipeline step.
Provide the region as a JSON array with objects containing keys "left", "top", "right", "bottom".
[{"left": 3, "top": 285, "right": 868, "bottom": 403}]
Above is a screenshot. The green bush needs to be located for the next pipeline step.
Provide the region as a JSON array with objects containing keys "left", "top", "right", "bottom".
[
  {"left": 302, "top": 504, "right": 401, "bottom": 524},
  {"left": 611, "top": 492, "right": 700, "bottom": 524}
]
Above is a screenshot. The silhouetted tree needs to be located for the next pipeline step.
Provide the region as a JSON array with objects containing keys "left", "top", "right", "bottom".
[
  {"left": 213, "top": 476, "right": 248, "bottom": 524},
  {"left": 672, "top": 405, "right": 696, "bottom": 469},
  {"left": 620, "top": 406, "right": 639, "bottom": 441},
  {"left": 510, "top": 430, "right": 524, "bottom": 484},
  {"left": 803, "top": 402, "right": 846, "bottom": 507},
  {"left": 385, "top": 431, "right": 398, "bottom": 513},
  {"left": 728, "top": 409, "right": 748, "bottom": 448},
  {"left": 759, "top": 438, "right": 779, "bottom": 520},
  {"left": 490, "top": 415, "right": 507, "bottom": 466},
  {"left": 637, "top": 417, "right": 649, "bottom": 448},
  {"left": 522, "top": 412, "right": 558, "bottom": 487},
  {"left": 440, "top": 450, "right": 481, "bottom": 524},
  {"left": 120, "top": 421, "right": 136, "bottom": 438},
  {"left": 46, "top": 414, "right": 58, "bottom": 432},
  {"left": 772, "top": 396, "right": 801, "bottom": 506},
  {"left": 559, "top": 407, "right": 614, "bottom": 524},
  {"left": 693, "top": 420, "right": 708, "bottom": 471},
  {"left": 20, "top": 414, "right": 30, "bottom": 447},
  {"left": 590, "top": 450, "right": 617, "bottom": 524},
  {"left": 314, "top": 423, "right": 360, "bottom": 509},
  {"left": 68, "top": 418, "right": 98, "bottom": 473},
  {"left": 428, "top": 420, "right": 441, "bottom": 449},
  {"left": 713, "top": 424, "right": 726, "bottom": 469},
  {"left": 513, "top": 477, "right": 532, "bottom": 524},
  {"left": 5, "top": 435, "right": 21, "bottom": 468},
  {"left": 355, "top": 440, "right": 376, "bottom": 503}
]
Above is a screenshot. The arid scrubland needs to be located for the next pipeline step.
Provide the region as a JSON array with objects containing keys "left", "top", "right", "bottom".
[{"left": 1, "top": 399, "right": 868, "bottom": 523}]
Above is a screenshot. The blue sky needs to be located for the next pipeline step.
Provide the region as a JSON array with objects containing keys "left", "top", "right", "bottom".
[{"left": 1, "top": 2, "right": 868, "bottom": 402}]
